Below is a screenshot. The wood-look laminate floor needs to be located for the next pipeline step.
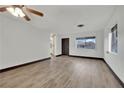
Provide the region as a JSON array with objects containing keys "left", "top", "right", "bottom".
[{"left": 0, "top": 56, "right": 122, "bottom": 88}]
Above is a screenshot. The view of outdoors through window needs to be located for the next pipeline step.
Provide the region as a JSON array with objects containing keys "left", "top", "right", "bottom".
[
  {"left": 76, "top": 37, "right": 96, "bottom": 49},
  {"left": 111, "top": 24, "right": 118, "bottom": 53}
]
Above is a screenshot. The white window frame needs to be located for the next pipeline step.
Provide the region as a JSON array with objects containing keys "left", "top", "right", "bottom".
[{"left": 108, "top": 24, "right": 118, "bottom": 55}]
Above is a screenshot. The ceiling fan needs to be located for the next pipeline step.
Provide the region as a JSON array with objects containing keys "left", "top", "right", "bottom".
[{"left": 0, "top": 5, "right": 44, "bottom": 21}]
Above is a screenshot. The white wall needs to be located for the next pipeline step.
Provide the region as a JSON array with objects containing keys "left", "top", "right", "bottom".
[
  {"left": 60, "top": 30, "right": 104, "bottom": 58},
  {"left": 69, "top": 31, "right": 104, "bottom": 58},
  {"left": 0, "top": 15, "right": 51, "bottom": 69},
  {"left": 104, "top": 6, "right": 124, "bottom": 82},
  {"left": 0, "top": 16, "right": 3, "bottom": 69}
]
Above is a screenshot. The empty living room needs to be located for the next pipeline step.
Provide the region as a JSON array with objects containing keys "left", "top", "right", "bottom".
[{"left": 0, "top": 0, "right": 124, "bottom": 91}]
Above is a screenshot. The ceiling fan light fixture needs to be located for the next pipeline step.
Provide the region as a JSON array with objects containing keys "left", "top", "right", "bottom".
[
  {"left": 0, "top": 5, "right": 44, "bottom": 21},
  {"left": 6, "top": 7, "right": 25, "bottom": 17},
  {"left": 7, "top": 7, "right": 18, "bottom": 17},
  {"left": 15, "top": 8, "right": 25, "bottom": 17}
]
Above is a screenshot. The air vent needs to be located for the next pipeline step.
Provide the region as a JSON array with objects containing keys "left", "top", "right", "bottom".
[{"left": 77, "top": 24, "right": 84, "bottom": 27}]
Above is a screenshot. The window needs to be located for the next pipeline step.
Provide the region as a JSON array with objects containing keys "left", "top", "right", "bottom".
[
  {"left": 109, "top": 24, "right": 118, "bottom": 54},
  {"left": 111, "top": 24, "right": 118, "bottom": 53},
  {"left": 76, "top": 37, "right": 96, "bottom": 49}
]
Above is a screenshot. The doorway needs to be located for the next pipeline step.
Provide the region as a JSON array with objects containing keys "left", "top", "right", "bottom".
[{"left": 62, "top": 38, "right": 69, "bottom": 55}]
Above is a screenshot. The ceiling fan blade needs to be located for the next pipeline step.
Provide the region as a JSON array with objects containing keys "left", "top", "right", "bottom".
[
  {"left": 26, "top": 8, "right": 44, "bottom": 17},
  {"left": 12, "top": 5, "right": 24, "bottom": 8},
  {"left": 0, "top": 7, "right": 7, "bottom": 12},
  {"left": 21, "top": 5, "right": 25, "bottom": 7},
  {"left": 21, "top": 8, "right": 31, "bottom": 21},
  {"left": 23, "top": 15, "right": 31, "bottom": 21}
]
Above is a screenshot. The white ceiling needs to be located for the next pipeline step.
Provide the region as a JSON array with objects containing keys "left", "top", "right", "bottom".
[{"left": 1, "top": 5, "right": 115, "bottom": 34}]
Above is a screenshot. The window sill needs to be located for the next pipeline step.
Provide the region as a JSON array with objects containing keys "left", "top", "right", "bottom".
[{"left": 107, "top": 51, "right": 118, "bottom": 55}]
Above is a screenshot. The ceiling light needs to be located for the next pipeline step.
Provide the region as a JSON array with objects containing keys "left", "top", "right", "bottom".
[
  {"left": 6, "top": 7, "right": 25, "bottom": 17},
  {"left": 15, "top": 7, "right": 25, "bottom": 17},
  {"left": 7, "top": 7, "right": 18, "bottom": 17}
]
